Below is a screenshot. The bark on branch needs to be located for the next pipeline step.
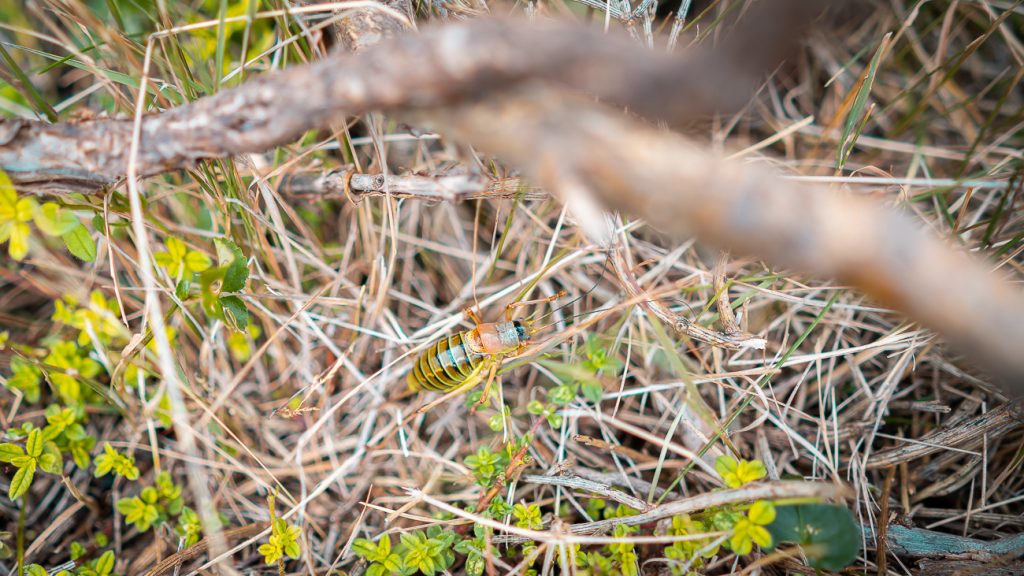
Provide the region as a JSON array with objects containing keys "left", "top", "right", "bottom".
[{"left": 0, "top": 17, "right": 773, "bottom": 194}]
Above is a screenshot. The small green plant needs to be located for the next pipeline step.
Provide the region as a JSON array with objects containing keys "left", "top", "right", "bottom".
[
  {"left": 663, "top": 514, "right": 719, "bottom": 575},
  {"left": 525, "top": 399, "right": 563, "bottom": 429},
  {"left": 729, "top": 501, "right": 775, "bottom": 555},
  {"left": 453, "top": 525, "right": 489, "bottom": 576},
  {"left": 116, "top": 471, "right": 185, "bottom": 532},
  {"left": 714, "top": 455, "right": 767, "bottom": 488},
  {"left": 53, "top": 290, "right": 129, "bottom": 347},
  {"left": 538, "top": 334, "right": 624, "bottom": 406},
  {"left": 400, "top": 528, "right": 458, "bottom": 575},
  {"left": 176, "top": 506, "right": 204, "bottom": 547},
  {"left": 3, "top": 356, "right": 41, "bottom": 403},
  {"left": 94, "top": 443, "right": 140, "bottom": 481},
  {"left": 0, "top": 428, "right": 62, "bottom": 499},
  {"left": 73, "top": 549, "right": 117, "bottom": 576},
  {"left": 154, "top": 236, "right": 213, "bottom": 280},
  {"left": 512, "top": 503, "right": 543, "bottom": 530},
  {"left": 463, "top": 445, "right": 508, "bottom": 487},
  {"left": 353, "top": 526, "right": 460, "bottom": 576},
  {"left": 0, "top": 170, "right": 96, "bottom": 262},
  {"left": 353, "top": 534, "right": 405, "bottom": 576},
  {"left": 198, "top": 238, "right": 251, "bottom": 332},
  {"left": 259, "top": 517, "right": 302, "bottom": 565},
  {"left": 259, "top": 493, "right": 302, "bottom": 569},
  {"left": 607, "top": 524, "right": 640, "bottom": 576},
  {"left": 44, "top": 341, "right": 103, "bottom": 407},
  {"left": 575, "top": 524, "right": 639, "bottom": 576}
]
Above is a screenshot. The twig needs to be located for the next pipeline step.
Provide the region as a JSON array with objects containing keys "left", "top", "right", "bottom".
[
  {"left": 280, "top": 169, "right": 544, "bottom": 202},
  {"left": 867, "top": 401, "right": 1023, "bottom": 469},
  {"left": 488, "top": 480, "right": 848, "bottom": 543},
  {"left": 142, "top": 522, "right": 269, "bottom": 576},
  {"left": 520, "top": 474, "right": 651, "bottom": 512},
  {"left": 610, "top": 242, "right": 766, "bottom": 350}
]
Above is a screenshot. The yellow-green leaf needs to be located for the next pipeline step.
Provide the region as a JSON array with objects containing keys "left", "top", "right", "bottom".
[
  {"left": 25, "top": 428, "right": 43, "bottom": 457},
  {"left": 9, "top": 460, "right": 35, "bottom": 499},
  {"left": 748, "top": 501, "right": 776, "bottom": 525},
  {"left": 14, "top": 197, "right": 36, "bottom": 222},
  {"left": 184, "top": 250, "right": 212, "bottom": 273},
  {"left": 166, "top": 237, "right": 187, "bottom": 260},
  {"left": 35, "top": 202, "right": 80, "bottom": 236},
  {"left": 8, "top": 221, "right": 30, "bottom": 260},
  {"left": 750, "top": 524, "right": 772, "bottom": 548},
  {"left": 0, "top": 443, "right": 24, "bottom": 462},
  {"left": 63, "top": 224, "right": 97, "bottom": 262}
]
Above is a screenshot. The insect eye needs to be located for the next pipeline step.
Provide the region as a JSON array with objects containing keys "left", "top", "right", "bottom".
[{"left": 514, "top": 321, "right": 528, "bottom": 341}]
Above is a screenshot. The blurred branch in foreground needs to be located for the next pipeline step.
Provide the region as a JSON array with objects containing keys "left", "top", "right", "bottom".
[
  {"left": 2, "top": 13, "right": 1024, "bottom": 393},
  {"left": 431, "top": 89, "right": 1024, "bottom": 395},
  {"left": 0, "top": 15, "right": 785, "bottom": 194}
]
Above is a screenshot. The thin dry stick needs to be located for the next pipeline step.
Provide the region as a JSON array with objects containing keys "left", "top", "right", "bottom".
[
  {"left": 485, "top": 480, "right": 849, "bottom": 543},
  {"left": 867, "top": 401, "right": 1023, "bottom": 468},
  {"left": 143, "top": 522, "right": 269, "bottom": 576},
  {"left": 521, "top": 474, "right": 651, "bottom": 512},
  {"left": 281, "top": 170, "right": 544, "bottom": 202},
  {"left": 610, "top": 241, "right": 766, "bottom": 350}
]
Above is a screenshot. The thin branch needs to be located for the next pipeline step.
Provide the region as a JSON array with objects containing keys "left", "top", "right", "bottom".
[
  {"left": 486, "top": 480, "right": 849, "bottom": 544},
  {"left": 280, "top": 169, "right": 544, "bottom": 202},
  {"left": 521, "top": 473, "right": 652, "bottom": 512},
  {"left": 866, "top": 400, "right": 1023, "bottom": 469}
]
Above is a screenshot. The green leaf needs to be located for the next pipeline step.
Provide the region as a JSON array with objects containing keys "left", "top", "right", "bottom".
[
  {"left": 766, "top": 504, "right": 860, "bottom": 571},
  {"left": 580, "top": 380, "right": 603, "bottom": 403},
  {"left": 215, "top": 238, "right": 249, "bottom": 293},
  {"left": 34, "top": 202, "right": 80, "bottom": 236},
  {"left": 8, "top": 221, "right": 30, "bottom": 260},
  {"left": 175, "top": 278, "right": 191, "bottom": 301},
  {"left": 465, "top": 554, "right": 484, "bottom": 576},
  {"left": 94, "top": 550, "right": 115, "bottom": 576},
  {"left": 184, "top": 250, "right": 212, "bottom": 273},
  {"left": 219, "top": 295, "right": 249, "bottom": 331},
  {"left": 487, "top": 413, "right": 504, "bottom": 432},
  {"left": 63, "top": 224, "right": 97, "bottom": 262},
  {"left": 25, "top": 428, "right": 43, "bottom": 457},
  {"left": 0, "top": 443, "right": 24, "bottom": 463},
  {"left": 9, "top": 460, "right": 36, "bottom": 500},
  {"left": 352, "top": 538, "right": 378, "bottom": 561},
  {"left": 24, "top": 565, "right": 48, "bottom": 576},
  {"left": 837, "top": 33, "right": 891, "bottom": 169},
  {"left": 39, "top": 442, "right": 63, "bottom": 474},
  {"left": 548, "top": 384, "right": 576, "bottom": 405}
]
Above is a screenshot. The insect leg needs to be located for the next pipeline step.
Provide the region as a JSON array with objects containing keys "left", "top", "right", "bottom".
[
  {"left": 504, "top": 290, "right": 568, "bottom": 321},
  {"left": 463, "top": 307, "right": 484, "bottom": 325},
  {"left": 471, "top": 356, "right": 503, "bottom": 412}
]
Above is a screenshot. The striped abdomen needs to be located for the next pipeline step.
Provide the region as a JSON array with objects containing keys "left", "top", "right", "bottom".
[{"left": 408, "top": 331, "right": 485, "bottom": 392}]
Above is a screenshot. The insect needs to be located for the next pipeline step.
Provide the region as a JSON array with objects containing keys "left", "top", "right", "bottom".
[{"left": 407, "top": 293, "right": 565, "bottom": 410}]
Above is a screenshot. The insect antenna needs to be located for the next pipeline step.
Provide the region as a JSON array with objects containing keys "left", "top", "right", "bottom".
[{"left": 526, "top": 253, "right": 611, "bottom": 332}]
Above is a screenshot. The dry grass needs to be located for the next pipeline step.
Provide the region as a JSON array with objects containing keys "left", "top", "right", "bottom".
[{"left": 0, "top": 1, "right": 1022, "bottom": 575}]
